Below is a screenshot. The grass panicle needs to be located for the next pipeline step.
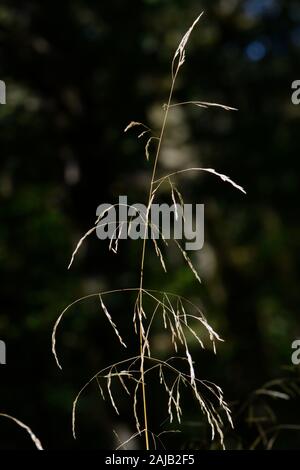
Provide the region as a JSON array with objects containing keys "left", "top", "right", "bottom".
[{"left": 53, "top": 13, "right": 245, "bottom": 450}]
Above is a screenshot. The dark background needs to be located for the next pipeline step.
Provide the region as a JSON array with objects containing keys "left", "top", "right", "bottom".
[{"left": 0, "top": 0, "right": 300, "bottom": 450}]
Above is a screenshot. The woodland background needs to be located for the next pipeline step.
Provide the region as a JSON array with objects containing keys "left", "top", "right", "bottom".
[{"left": 0, "top": 0, "right": 300, "bottom": 449}]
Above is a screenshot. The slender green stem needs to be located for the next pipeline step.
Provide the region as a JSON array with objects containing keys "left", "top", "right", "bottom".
[{"left": 138, "top": 70, "right": 178, "bottom": 450}]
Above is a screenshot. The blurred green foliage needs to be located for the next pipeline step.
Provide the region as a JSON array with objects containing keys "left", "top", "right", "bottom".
[{"left": 0, "top": 0, "right": 300, "bottom": 449}]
